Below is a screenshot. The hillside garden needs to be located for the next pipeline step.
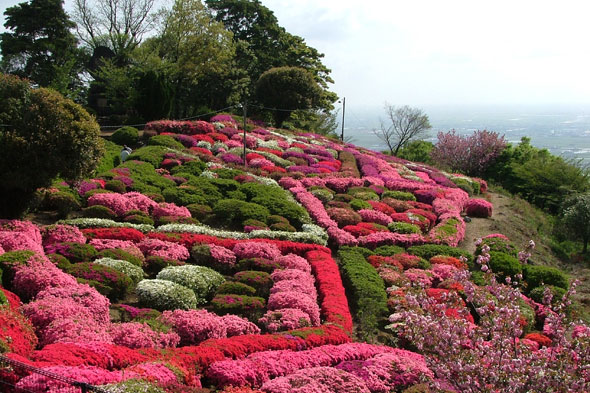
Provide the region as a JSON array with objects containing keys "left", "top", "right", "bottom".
[{"left": 0, "top": 98, "right": 588, "bottom": 392}]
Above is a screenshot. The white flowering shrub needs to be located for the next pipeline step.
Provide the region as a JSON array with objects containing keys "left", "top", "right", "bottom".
[
  {"left": 157, "top": 265, "right": 225, "bottom": 304},
  {"left": 94, "top": 257, "right": 144, "bottom": 283},
  {"left": 136, "top": 279, "right": 197, "bottom": 311},
  {"left": 58, "top": 218, "right": 154, "bottom": 232}
]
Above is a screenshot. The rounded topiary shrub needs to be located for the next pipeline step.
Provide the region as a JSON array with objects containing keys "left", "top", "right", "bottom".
[
  {"left": 67, "top": 262, "right": 133, "bottom": 301},
  {"left": 211, "top": 294, "right": 266, "bottom": 320},
  {"left": 381, "top": 190, "right": 416, "bottom": 201},
  {"left": 0, "top": 74, "right": 104, "bottom": 217},
  {"left": 144, "top": 256, "right": 184, "bottom": 277},
  {"left": 523, "top": 265, "right": 569, "bottom": 291},
  {"left": 186, "top": 204, "right": 212, "bottom": 220},
  {"left": 111, "top": 126, "right": 139, "bottom": 146},
  {"left": 465, "top": 198, "right": 493, "bottom": 218},
  {"left": 105, "top": 179, "right": 127, "bottom": 193},
  {"left": 82, "top": 205, "right": 117, "bottom": 219},
  {"left": 148, "top": 135, "right": 184, "bottom": 150},
  {"left": 333, "top": 194, "right": 355, "bottom": 203},
  {"left": 234, "top": 270, "right": 272, "bottom": 296},
  {"left": 156, "top": 265, "right": 225, "bottom": 304},
  {"left": 270, "top": 222, "right": 297, "bottom": 232},
  {"left": 350, "top": 199, "right": 372, "bottom": 211},
  {"left": 488, "top": 251, "right": 522, "bottom": 280},
  {"left": 373, "top": 245, "right": 405, "bottom": 257},
  {"left": 213, "top": 199, "right": 270, "bottom": 226},
  {"left": 136, "top": 279, "right": 197, "bottom": 311},
  {"left": 388, "top": 221, "right": 422, "bottom": 234},
  {"left": 51, "top": 242, "right": 98, "bottom": 263},
  {"left": 44, "top": 191, "right": 81, "bottom": 217},
  {"left": 216, "top": 281, "right": 257, "bottom": 296}
]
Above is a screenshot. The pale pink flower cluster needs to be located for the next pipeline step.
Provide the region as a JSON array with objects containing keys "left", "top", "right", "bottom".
[
  {"left": 249, "top": 158, "right": 274, "bottom": 168},
  {"left": 232, "top": 241, "right": 281, "bottom": 260},
  {"left": 270, "top": 268, "right": 310, "bottom": 282},
  {"left": 431, "top": 263, "right": 459, "bottom": 281},
  {"left": 159, "top": 309, "right": 260, "bottom": 346},
  {"left": 278, "top": 177, "right": 301, "bottom": 189},
  {"left": 41, "top": 224, "right": 86, "bottom": 248},
  {"left": 209, "top": 244, "right": 237, "bottom": 266},
  {"left": 110, "top": 322, "right": 180, "bottom": 349},
  {"left": 137, "top": 238, "right": 190, "bottom": 260},
  {"left": 207, "top": 343, "right": 395, "bottom": 387}
]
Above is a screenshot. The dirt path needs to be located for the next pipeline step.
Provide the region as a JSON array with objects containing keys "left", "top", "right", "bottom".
[{"left": 459, "top": 191, "right": 590, "bottom": 309}]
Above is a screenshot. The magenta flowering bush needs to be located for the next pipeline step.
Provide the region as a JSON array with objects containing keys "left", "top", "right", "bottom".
[
  {"left": 89, "top": 238, "right": 144, "bottom": 260},
  {"left": 15, "top": 365, "right": 138, "bottom": 391},
  {"left": 233, "top": 241, "right": 281, "bottom": 260},
  {"left": 137, "top": 238, "right": 190, "bottom": 260},
  {"left": 12, "top": 254, "right": 78, "bottom": 300},
  {"left": 159, "top": 309, "right": 259, "bottom": 345},
  {"left": 87, "top": 193, "right": 133, "bottom": 216},
  {"left": 357, "top": 209, "right": 393, "bottom": 226},
  {"left": 41, "top": 315, "right": 113, "bottom": 347},
  {"left": 258, "top": 308, "right": 312, "bottom": 332},
  {"left": 261, "top": 366, "right": 370, "bottom": 393},
  {"left": 275, "top": 253, "right": 311, "bottom": 273},
  {"left": 0, "top": 229, "right": 45, "bottom": 255},
  {"left": 41, "top": 224, "right": 86, "bottom": 248},
  {"left": 109, "top": 322, "right": 180, "bottom": 349},
  {"left": 465, "top": 198, "right": 493, "bottom": 218},
  {"left": 209, "top": 244, "right": 237, "bottom": 266},
  {"left": 271, "top": 268, "right": 312, "bottom": 283},
  {"left": 152, "top": 202, "right": 191, "bottom": 220},
  {"left": 207, "top": 343, "right": 396, "bottom": 388},
  {"left": 267, "top": 291, "right": 320, "bottom": 326}
]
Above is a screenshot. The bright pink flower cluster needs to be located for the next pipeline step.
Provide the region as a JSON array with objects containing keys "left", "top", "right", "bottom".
[
  {"left": 275, "top": 253, "right": 311, "bottom": 273},
  {"left": 258, "top": 308, "right": 312, "bottom": 332},
  {"left": 15, "top": 365, "right": 139, "bottom": 390},
  {"left": 41, "top": 224, "right": 86, "bottom": 248},
  {"left": 152, "top": 202, "right": 191, "bottom": 219},
  {"left": 89, "top": 238, "right": 144, "bottom": 260},
  {"left": 110, "top": 322, "right": 180, "bottom": 349},
  {"left": 159, "top": 309, "right": 260, "bottom": 346},
  {"left": 209, "top": 244, "right": 237, "bottom": 266},
  {"left": 137, "top": 238, "right": 190, "bottom": 260},
  {"left": 267, "top": 291, "right": 320, "bottom": 326},
  {"left": 12, "top": 253, "right": 78, "bottom": 300},
  {"left": 0, "top": 220, "right": 44, "bottom": 254},
  {"left": 207, "top": 343, "right": 395, "bottom": 387},
  {"left": 357, "top": 209, "right": 393, "bottom": 226},
  {"left": 232, "top": 241, "right": 281, "bottom": 260}
]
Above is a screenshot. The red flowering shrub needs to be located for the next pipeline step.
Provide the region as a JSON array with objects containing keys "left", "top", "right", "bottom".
[
  {"left": 524, "top": 332, "right": 552, "bottom": 348},
  {"left": 0, "top": 306, "right": 37, "bottom": 356},
  {"left": 82, "top": 227, "right": 145, "bottom": 242},
  {"left": 430, "top": 255, "right": 468, "bottom": 270}
]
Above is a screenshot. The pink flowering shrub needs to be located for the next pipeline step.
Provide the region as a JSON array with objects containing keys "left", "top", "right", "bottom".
[
  {"left": 12, "top": 254, "right": 78, "bottom": 300},
  {"left": 271, "top": 268, "right": 312, "bottom": 283},
  {"left": 335, "top": 349, "right": 433, "bottom": 391},
  {"left": 41, "top": 315, "right": 113, "bottom": 347},
  {"left": 465, "top": 198, "right": 493, "bottom": 218},
  {"left": 233, "top": 241, "right": 281, "bottom": 260},
  {"left": 0, "top": 231, "right": 44, "bottom": 255},
  {"left": 87, "top": 193, "right": 133, "bottom": 216},
  {"left": 16, "top": 365, "right": 138, "bottom": 391},
  {"left": 137, "top": 238, "right": 190, "bottom": 260},
  {"left": 207, "top": 343, "right": 395, "bottom": 388},
  {"left": 89, "top": 238, "right": 144, "bottom": 260},
  {"left": 267, "top": 291, "right": 320, "bottom": 326},
  {"left": 159, "top": 309, "right": 259, "bottom": 345},
  {"left": 110, "top": 322, "right": 180, "bottom": 349},
  {"left": 210, "top": 244, "right": 237, "bottom": 266},
  {"left": 270, "top": 279, "right": 317, "bottom": 299},
  {"left": 41, "top": 224, "right": 86, "bottom": 248},
  {"left": 152, "top": 202, "right": 191, "bottom": 219},
  {"left": 125, "top": 192, "right": 158, "bottom": 214},
  {"left": 258, "top": 308, "right": 312, "bottom": 332},
  {"left": 261, "top": 367, "right": 370, "bottom": 393},
  {"left": 275, "top": 253, "right": 311, "bottom": 273},
  {"left": 126, "top": 362, "right": 180, "bottom": 386},
  {"left": 357, "top": 209, "right": 393, "bottom": 226}
]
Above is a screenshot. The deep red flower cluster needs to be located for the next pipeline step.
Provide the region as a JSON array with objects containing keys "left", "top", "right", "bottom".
[{"left": 82, "top": 227, "right": 145, "bottom": 242}]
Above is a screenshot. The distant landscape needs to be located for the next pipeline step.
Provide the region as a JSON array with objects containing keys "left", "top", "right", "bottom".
[{"left": 343, "top": 104, "right": 590, "bottom": 163}]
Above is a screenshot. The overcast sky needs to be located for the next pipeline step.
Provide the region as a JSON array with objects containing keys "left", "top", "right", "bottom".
[{"left": 1, "top": 0, "right": 590, "bottom": 108}]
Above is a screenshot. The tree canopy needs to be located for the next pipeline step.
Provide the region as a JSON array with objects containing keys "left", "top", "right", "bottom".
[{"left": 0, "top": 0, "right": 85, "bottom": 98}]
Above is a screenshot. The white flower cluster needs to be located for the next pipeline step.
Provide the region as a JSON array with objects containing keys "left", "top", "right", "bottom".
[
  {"left": 257, "top": 139, "right": 281, "bottom": 150},
  {"left": 196, "top": 141, "right": 212, "bottom": 150},
  {"left": 249, "top": 224, "right": 328, "bottom": 245},
  {"left": 212, "top": 141, "right": 228, "bottom": 154},
  {"left": 156, "top": 224, "right": 250, "bottom": 239},
  {"left": 200, "top": 170, "right": 218, "bottom": 179},
  {"left": 157, "top": 265, "right": 224, "bottom": 304},
  {"left": 136, "top": 279, "right": 197, "bottom": 310},
  {"left": 58, "top": 218, "right": 154, "bottom": 232},
  {"left": 94, "top": 257, "right": 145, "bottom": 284}
]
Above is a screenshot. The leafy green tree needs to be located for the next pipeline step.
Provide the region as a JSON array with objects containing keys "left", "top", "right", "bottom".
[
  {"left": 155, "top": 0, "right": 239, "bottom": 117},
  {"left": 561, "top": 193, "right": 590, "bottom": 253},
  {"left": 0, "top": 0, "right": 86, "bottom": 99},
  {"left": 0, "top": 74, "right": 104, "bottom": 217},
  {"left": 255, "top": 66, "right": 323, "bottom": 127},
  {"left": 396, "top": 140, "right": 434, "bottom": 164},
  {"left": 282, "top": 109, "right": 339, "bottom": 137},
  {"left": 206, "top": 0, "right": 337, "bottom": 110}
]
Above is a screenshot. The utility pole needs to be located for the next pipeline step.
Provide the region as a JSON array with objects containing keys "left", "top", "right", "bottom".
[
  {"left": 243, "top": 100, "right": 247, "bottom": 167},
  {"left": 341, "top": 97, "right": 346, "bottom": 142}
]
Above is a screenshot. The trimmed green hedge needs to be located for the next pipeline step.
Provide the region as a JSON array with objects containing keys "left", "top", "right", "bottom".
[
  {"left": 337, "top": 248, "right": 388, "bottom": 340},
  {"left": 488, "top": 251, "right": 522, "bottom": 281},
  {"left": 523, "top": 264, "right": 569, "bottom": 291},
  {"left": 407, "top": 244, "right": 473, "bottom": 264}
]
